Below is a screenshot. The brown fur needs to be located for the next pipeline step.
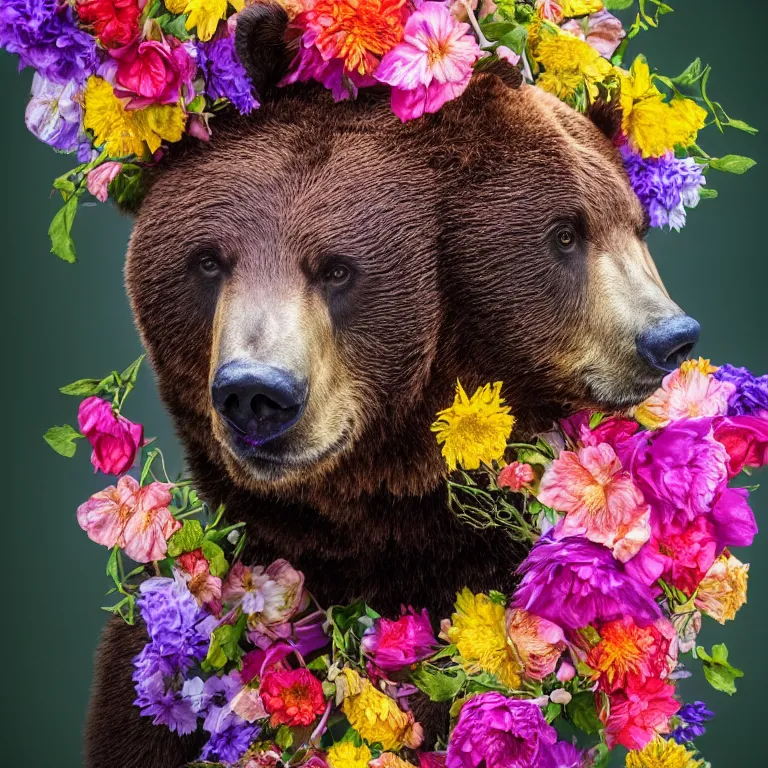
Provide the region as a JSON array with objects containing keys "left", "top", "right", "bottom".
[{"left": 85, "top": 70, "right": 681, "bottom": 766}]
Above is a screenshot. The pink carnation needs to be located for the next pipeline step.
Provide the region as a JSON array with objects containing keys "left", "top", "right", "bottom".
[
  {"left": 78, "top": 396, "right": 143, "bottom": 475},
  {"left": 539, "top": 443, "right": 650, "bottom": 562},
  {"left": 375, "top": 1, "right": 481, "bottom": 121},
  {"left": 657, "top": 516, "right": 717, "bottom": 595},
  {"left": 77, "top": 476, "right": 180, "bottom": 562},
  {"left": 361, "top": 607, "right": 437, "bottom": 672},
  {"left": 498, "top": 461, "right": 535, "bottom": 491}
]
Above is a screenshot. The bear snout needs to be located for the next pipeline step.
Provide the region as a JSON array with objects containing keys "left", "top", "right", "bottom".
[{"left": 636, "top": 315, "right": 701, "bottom": 373}]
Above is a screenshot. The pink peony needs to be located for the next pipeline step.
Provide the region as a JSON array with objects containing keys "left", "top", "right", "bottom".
[
  {"left": 713, "top": 414, "right": 768, "bottom": 477},
  {"left": 539, "top": 443, "right": 650, "bottom": 561},
  {"left": 505, "top": 608, "right": 566, "bottom": 680},
  {"left": 113, "top": 36, "right": 195, "bottom": 108},
  {"left": 77, "top": 476, "right": 180, "bottom": 562},
  {"left": 375, "top": 1, "right": 481, "bottom": 121},
  {"left": 560, "top": 10, "right": 626, "bottom": 59},
  {"left": 602, "top": 678, "right": 680, "bottom": 751},
  {"left": 656, "top": 516, "right": 717, "bottom": 595},
  {"left": 361, "top": 607, "right": 437, "bottom": 672},
  {"left": 78, "top": 396, "right": 143, "bottom": 475},
  {"left": 86, "top": 161, "right": 122, "bottom": 203},
  {"left": 498, "top": 461, "right": 535, "bottom": 491}
]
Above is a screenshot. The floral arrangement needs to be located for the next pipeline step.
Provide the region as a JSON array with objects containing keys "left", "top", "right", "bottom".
[
  {"left": 44, "top": 355, "right": 768, "bottom": 767},
  {"left": 0, "top": 0, "right": 758, "bottom": 262}
]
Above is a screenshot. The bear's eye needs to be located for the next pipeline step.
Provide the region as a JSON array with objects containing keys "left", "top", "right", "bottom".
[
  {"left": 198, "top": 253, "right": 222, "bottom": 278},
  {"left": 557, "top": 227, "right": 576, "bottom": 249},
  {"left": 322, "top": 263, "right": 352, "bottom": 287}
]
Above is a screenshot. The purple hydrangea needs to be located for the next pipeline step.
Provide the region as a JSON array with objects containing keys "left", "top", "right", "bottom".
[
  {"left": 671, "top": 700, "right": 714, "bottom": 743},
  {"left": 714, "top": 364, "right": 768, "bottom": 417},
  {"left": 199, "top": 718, "right": 260, "bottom": 764},
  {"left": 0, "top": 0, "right": 98, "bottom": 85},
  {"left": 198, "top": 35, "right": 258, "bottom": 115},
  {"left": 621, "top": 146, "right": 706, "bottom": 231},
  {"left": 512, "top": 535, "right": 661, "bottom": 631},
  {"left": 447, "top": 693, "right": 557, "bottom": 768}
]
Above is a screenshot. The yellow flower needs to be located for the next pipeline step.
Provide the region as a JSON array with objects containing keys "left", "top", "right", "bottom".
[
  {"left": 327, "top": 740, "right": 372, "bottom": 768},
  {"left": 431, "top": 381, "right": 514, "bottom": 471},
  {"left": 132, "top": 103, "right": 188, "bottom": 154},
  {"left": 695, "top": 552, "right": 749, "bottom": 624},
  {"left": 625, "top": 736, "right": 703, "bottom": 768},
  {"left": 617, "top": 57, "right": 707, "bottom": 157},
  {"left": 679, "top": 357, "right": 718, "bottom": 376},
  {"left": 369, "top": 754, "right": 414, "bottom": 768},
  {"left": 168, "top": 0, "right": 244, "bottom": 41},
  {"left": 534, "top": 29, "right": 612, "bottom": 101},
  {"left": 339, "top": 668, "right": 423, "bottom": 752},
  {"left": 561, "top": 0, "right": 603, "bottom": 17},
  {"left": 447, "top": 588, "right": 522, "bottom": 688}
]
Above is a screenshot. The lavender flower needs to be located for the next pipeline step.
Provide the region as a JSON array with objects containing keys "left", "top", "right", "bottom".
[
  {"left": 198, "top": 35, "right": 259, "bottom": 115},
  {"left": 0, "top": 0, "right": 97, "bottom": 85},
  {"left": 671, "top": 700, "right": 714, "bottom": 743},
  {"left": 199, "top": 718, "right": 260, "bottom": 764},
  {"left": 25, "top": 73, "right": 82, "bottom": 152},
  {"left": 133, "top": 670, "right": 198, "bottom": 735},
  {"left": 622, "top": 146, "right": 706, "bottom": 231},
  {"left": 714, "top": 364, "right": 768, "bottom": 416},
  {"left": 200, "top": 670, "right": 243, "bottom": 734}
]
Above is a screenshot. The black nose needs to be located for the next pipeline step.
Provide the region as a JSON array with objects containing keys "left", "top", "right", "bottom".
[
  {"left": 636, "top": 315, "right": 701, "bottom": 373},
  {"left": 212, "top": 361, "right": 307, "bottom": 445}
]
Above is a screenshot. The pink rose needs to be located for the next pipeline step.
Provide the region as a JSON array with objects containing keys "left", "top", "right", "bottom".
[
  {"left": 77, "top": 476, "right": 180, "bottom": 562},
  {"left": 78, "top": 396, "right": 143, "bottom": 475},
  {"left": 86, "top": 161, "right": 123, "bottom": 203},
  {"left": 497, "top": 461, "right": 535, "bottom": 491},
  {"left": 113, "top": 36, "right": 195, "bottom": 108}
]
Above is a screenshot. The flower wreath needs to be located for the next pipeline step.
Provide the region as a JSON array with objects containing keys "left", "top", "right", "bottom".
[
  {"left": 0, "top": 0, "right": 758, "bottom": 263},
  {"left": 44, "top": 356, "right": 768, "bottom": 768}
]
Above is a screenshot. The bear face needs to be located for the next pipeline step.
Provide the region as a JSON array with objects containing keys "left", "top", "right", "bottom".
[{"left": 127, "top": 74, "right": 690, "bottom": 518}]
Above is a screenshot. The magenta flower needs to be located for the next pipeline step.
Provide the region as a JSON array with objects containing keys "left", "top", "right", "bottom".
[
  {"left": 447, "top": 693, "right": 557, "bottom": 768},
  {"left": 512, "top": 536, "right": 661, "bottom": 631},
  {"left": 86, "top": 161, "right": 123, "bottom": 203},
  {"left": 711, "top": 486, "right": 758, "bottom": 549},
  {"left": 712, "top": 414, "right": 768, "bottom": 477},
  {"left": 362, "top": 607, "right": 437, "bottom": 671},
  {"left": 375, "top": 1, "right": 481, "bottom": 122},
  {"left": 77, "top": 396, "right": 143, "bottom": 475}
]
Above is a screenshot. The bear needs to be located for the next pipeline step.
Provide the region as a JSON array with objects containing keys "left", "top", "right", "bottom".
[{"left": 84, "top": 6, "right": 700, "bottom": 766}]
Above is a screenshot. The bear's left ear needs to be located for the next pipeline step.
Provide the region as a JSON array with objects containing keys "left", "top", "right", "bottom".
[
  {"left": 235, "top": 2, "right": 291, "bottom": 100},
  {"left": 587, "top": 98, "right": 623, "bottom": 142}
]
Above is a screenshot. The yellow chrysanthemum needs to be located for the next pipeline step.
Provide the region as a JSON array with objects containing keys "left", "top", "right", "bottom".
[
  {"left": 132, "top": 103, "right": 188, "bottom": 154},
  {"left": 326, "top": 740, "right": 372, "bottom": 768},
  {"left": 679, "top": 357, "right": 718, "bottom": 376},
  {"left": 431, "top": 381, "right": 514, "bottom": 471},
  {"left": 625, "top": 736, "right": 703, "bottom": 768},
  {"left": 561, "top": 0, "right": 603, "bottom": 17},
  {"left": 339, "top": 668, "right": 423, "bottom": 752},
  {"left": 695, "top": 552, "right": 749, "bottom": 624},
  {"left": 447, "top": 588, "right": 522, "bottom": 688},
  {"left": 169, "top": 0, "right": 244, "bottom": 42},
  {"left": 617, "top": 57, "right": 707, "bottom": 158},
  {"left": 534, "top": 29, "right": 612, "bottom": 101}
]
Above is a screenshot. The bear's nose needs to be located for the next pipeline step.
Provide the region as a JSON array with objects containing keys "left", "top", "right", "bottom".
[
  {"left": 636, "top": 315, "right": 701, "bottom": 373},
  {"left": 212, "top": 361, "right": 307, "bottom": 445}
]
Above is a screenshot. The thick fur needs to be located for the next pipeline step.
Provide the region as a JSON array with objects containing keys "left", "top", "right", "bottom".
[{"left": 85, "top": 68, "right": 676, "bottom": 766}]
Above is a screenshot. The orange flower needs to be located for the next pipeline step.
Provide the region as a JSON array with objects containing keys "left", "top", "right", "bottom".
[{"left": 305, "top": 0, "right": 407, "bottom": 75}]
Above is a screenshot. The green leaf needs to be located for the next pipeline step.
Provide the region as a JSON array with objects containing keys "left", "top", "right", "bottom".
[
  {"left": 726, "top": 118, "right": 759, "bottom": 135},
  {"left": 605, "top": 0, "right": 634, "bottom": 9},
  {"left": 498, "top": 26, "right": 527, "bottom": 54},
  {"left": 697, "top": 643, "right": 744, "bottom": 695},
  {"left": 275, "top": 725, "right": 294, "bottom": 750},
  {"left": 167, "top": 520, "right": 205, "bottom": 558},
  {"left": 544, "top": 701, "right": 562, "bottom": 724},
  {"left": 120, "top": 355, "right": 146, "bottom": 387},
  {"left": 410, "top": 666, "right": 467, "bottom": 702},
  {"left": 589, "top": 412, "right": 605, "bottom": 429},
  {"left": 514, "top": 447, "right": 551, "bottom": 467},
  {"left": 48, "top": 194, "right": 79, "bottom": 263},
  {"left": 699, "top": 187, "right": 718, "bottom": 199},
  {"left": 155, "top": 12, "right": 193, "bottom": 40},
  {"left": 106, "top": 546, "right": 120, "bottom": 586},
  {"left": 708, "top": 155, "right": 757, "bottom": 175},
  {"left": 566, "top": 691, "right": 602, "bottom": 735},
  {"left": 43, "top": 424, "right": 83, "bottom": 457},
  {"left": 589, "top": 743, "right": 612, "bottom": 768},
  {"left": 202, "top": 615, "right": 247, "bottom": 672},
  {"left": 478, "top": 21, "right": 517, "bottom": 40},
  {"left": 59, "top": 378, "right": 103, "bottom": 396},
  {"left": 202, "top": 539, "right": 229, "bottom": 578},
  {"left": 670, "top": 58, "right": 704, "bottom": 87}
]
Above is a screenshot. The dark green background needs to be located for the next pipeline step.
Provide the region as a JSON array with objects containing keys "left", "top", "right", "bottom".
[{"left": 1, "top": 4, "right": 766, "bottom": 765}]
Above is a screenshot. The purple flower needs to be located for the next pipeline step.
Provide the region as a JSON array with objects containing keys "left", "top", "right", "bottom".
[
  {"left": 512, "top": 536, "right": 661, "bottom": 631},
  {"left": 133, "top": 670, "right": 198, "bottom": 735},
  {"left": 0, "top": 0, "right": 98, "bottom": 85},
  {"left": 200, "top": 670, "right": 243, "bottom": 734},
  {"left": 198, "top": 35, "right": 258, "bottom": 115},
  {"left": 447, "top": 693, "right": 557, "bottom": 768},
  {"left": 671, "top": 700, "right": 714, "bottom": 743},
  {"left": 622, "top": 147, "right": 706, "bottom": 231},
  {"left": 711, "top": 486, "right": 758, "bottom": 549},
  {"left": 25, "top": 73, "right": 82, "bottom": 151},
  {"left": 199, "top": 718, "right": 260, "bottom": 764},
  {"left": 538, "top": 740, "right": 586, "bottom": 768},
  {"left": 714, "top": 364, "right": 768, "bottom": 417}
]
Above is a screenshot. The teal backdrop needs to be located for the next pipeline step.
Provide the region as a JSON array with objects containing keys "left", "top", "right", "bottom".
[{"left": 1, "top": 3, "right": 766, "bottom": 765}]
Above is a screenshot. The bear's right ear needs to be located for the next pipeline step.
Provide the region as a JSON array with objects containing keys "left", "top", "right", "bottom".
[{"left": 235, "top": 2, "right": 291, "bottom": 100}]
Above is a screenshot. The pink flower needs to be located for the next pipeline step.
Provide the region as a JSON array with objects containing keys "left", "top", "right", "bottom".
[
  {"left": 656, "top": 516, "right": 717, "bottom": 595},
  {"left": 113, "top": 36, "right": 195, "bottom": 108},
  {"left": 86, "top": 161, "right": 122, "bottom": 202},
  {"left": 713, "top": 414, "right": 768, "bottom": 477},
  {"left": 635, "top": 361, "right": 735, "bottom": 429},
  {"left": 560, "top": 411, "right": 639, "bottom": 451},
  {"left": 505, "top": 608, "right": 566, "bottom": 680},
  {"left": 77, "top": 476, "right": 180, "bottom": 562},
  {"left": 362, "top": 607, "right": 437, "bottom": 672},
  {"left": 178, "top": 548, "right": 223, "bottom": 609},
  {"left": 560, "top": 10, "right": 626, "bottom": 59},
  {"left": 602, "top": 678, "right": 680, "bottom": 751},
  {"left": 535, "top": 0, "right": 563, "bottom": 22},
  {"left": 539, "top": 443, "right": 650, "bottom": 561},
  {"left": 711, "top": 486, "right": 758, "bottom": 549},
  {"left": 375, "top": 1, "right": 481, "bottom": 121},
  {"left": 495, "top": 45, "right": 520, "bottom": 66},
  {"left": 231, "top": 686, "right": 269, "bottom": 722},
  {"left": 77, "top": 396, "right": 143, "bottom": 475},
  {"left": 497, "top": 461, "right": 535, "bottom": 491},
  {"left": 419, "top": 754, "right": 447, "bottom": 768}
]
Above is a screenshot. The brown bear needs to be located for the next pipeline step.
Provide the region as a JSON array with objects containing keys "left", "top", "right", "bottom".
[{"left": 84, "top": 6, "right": 700, "bottom": 766}]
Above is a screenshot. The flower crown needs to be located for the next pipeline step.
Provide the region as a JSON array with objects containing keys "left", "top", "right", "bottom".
[{"left": 0, "top": 0, "right": 757, "bottom": 262}]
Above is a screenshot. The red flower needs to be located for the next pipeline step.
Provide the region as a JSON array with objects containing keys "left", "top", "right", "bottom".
[
  {"left": 497, "top": 461, "right": 535, "bottom": 491},
  {"left": 260, "top": 668, "right": 326, "bottom": 727},
  {"left": 77, "top": 0, "right": 141, "bottom": 49}
]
